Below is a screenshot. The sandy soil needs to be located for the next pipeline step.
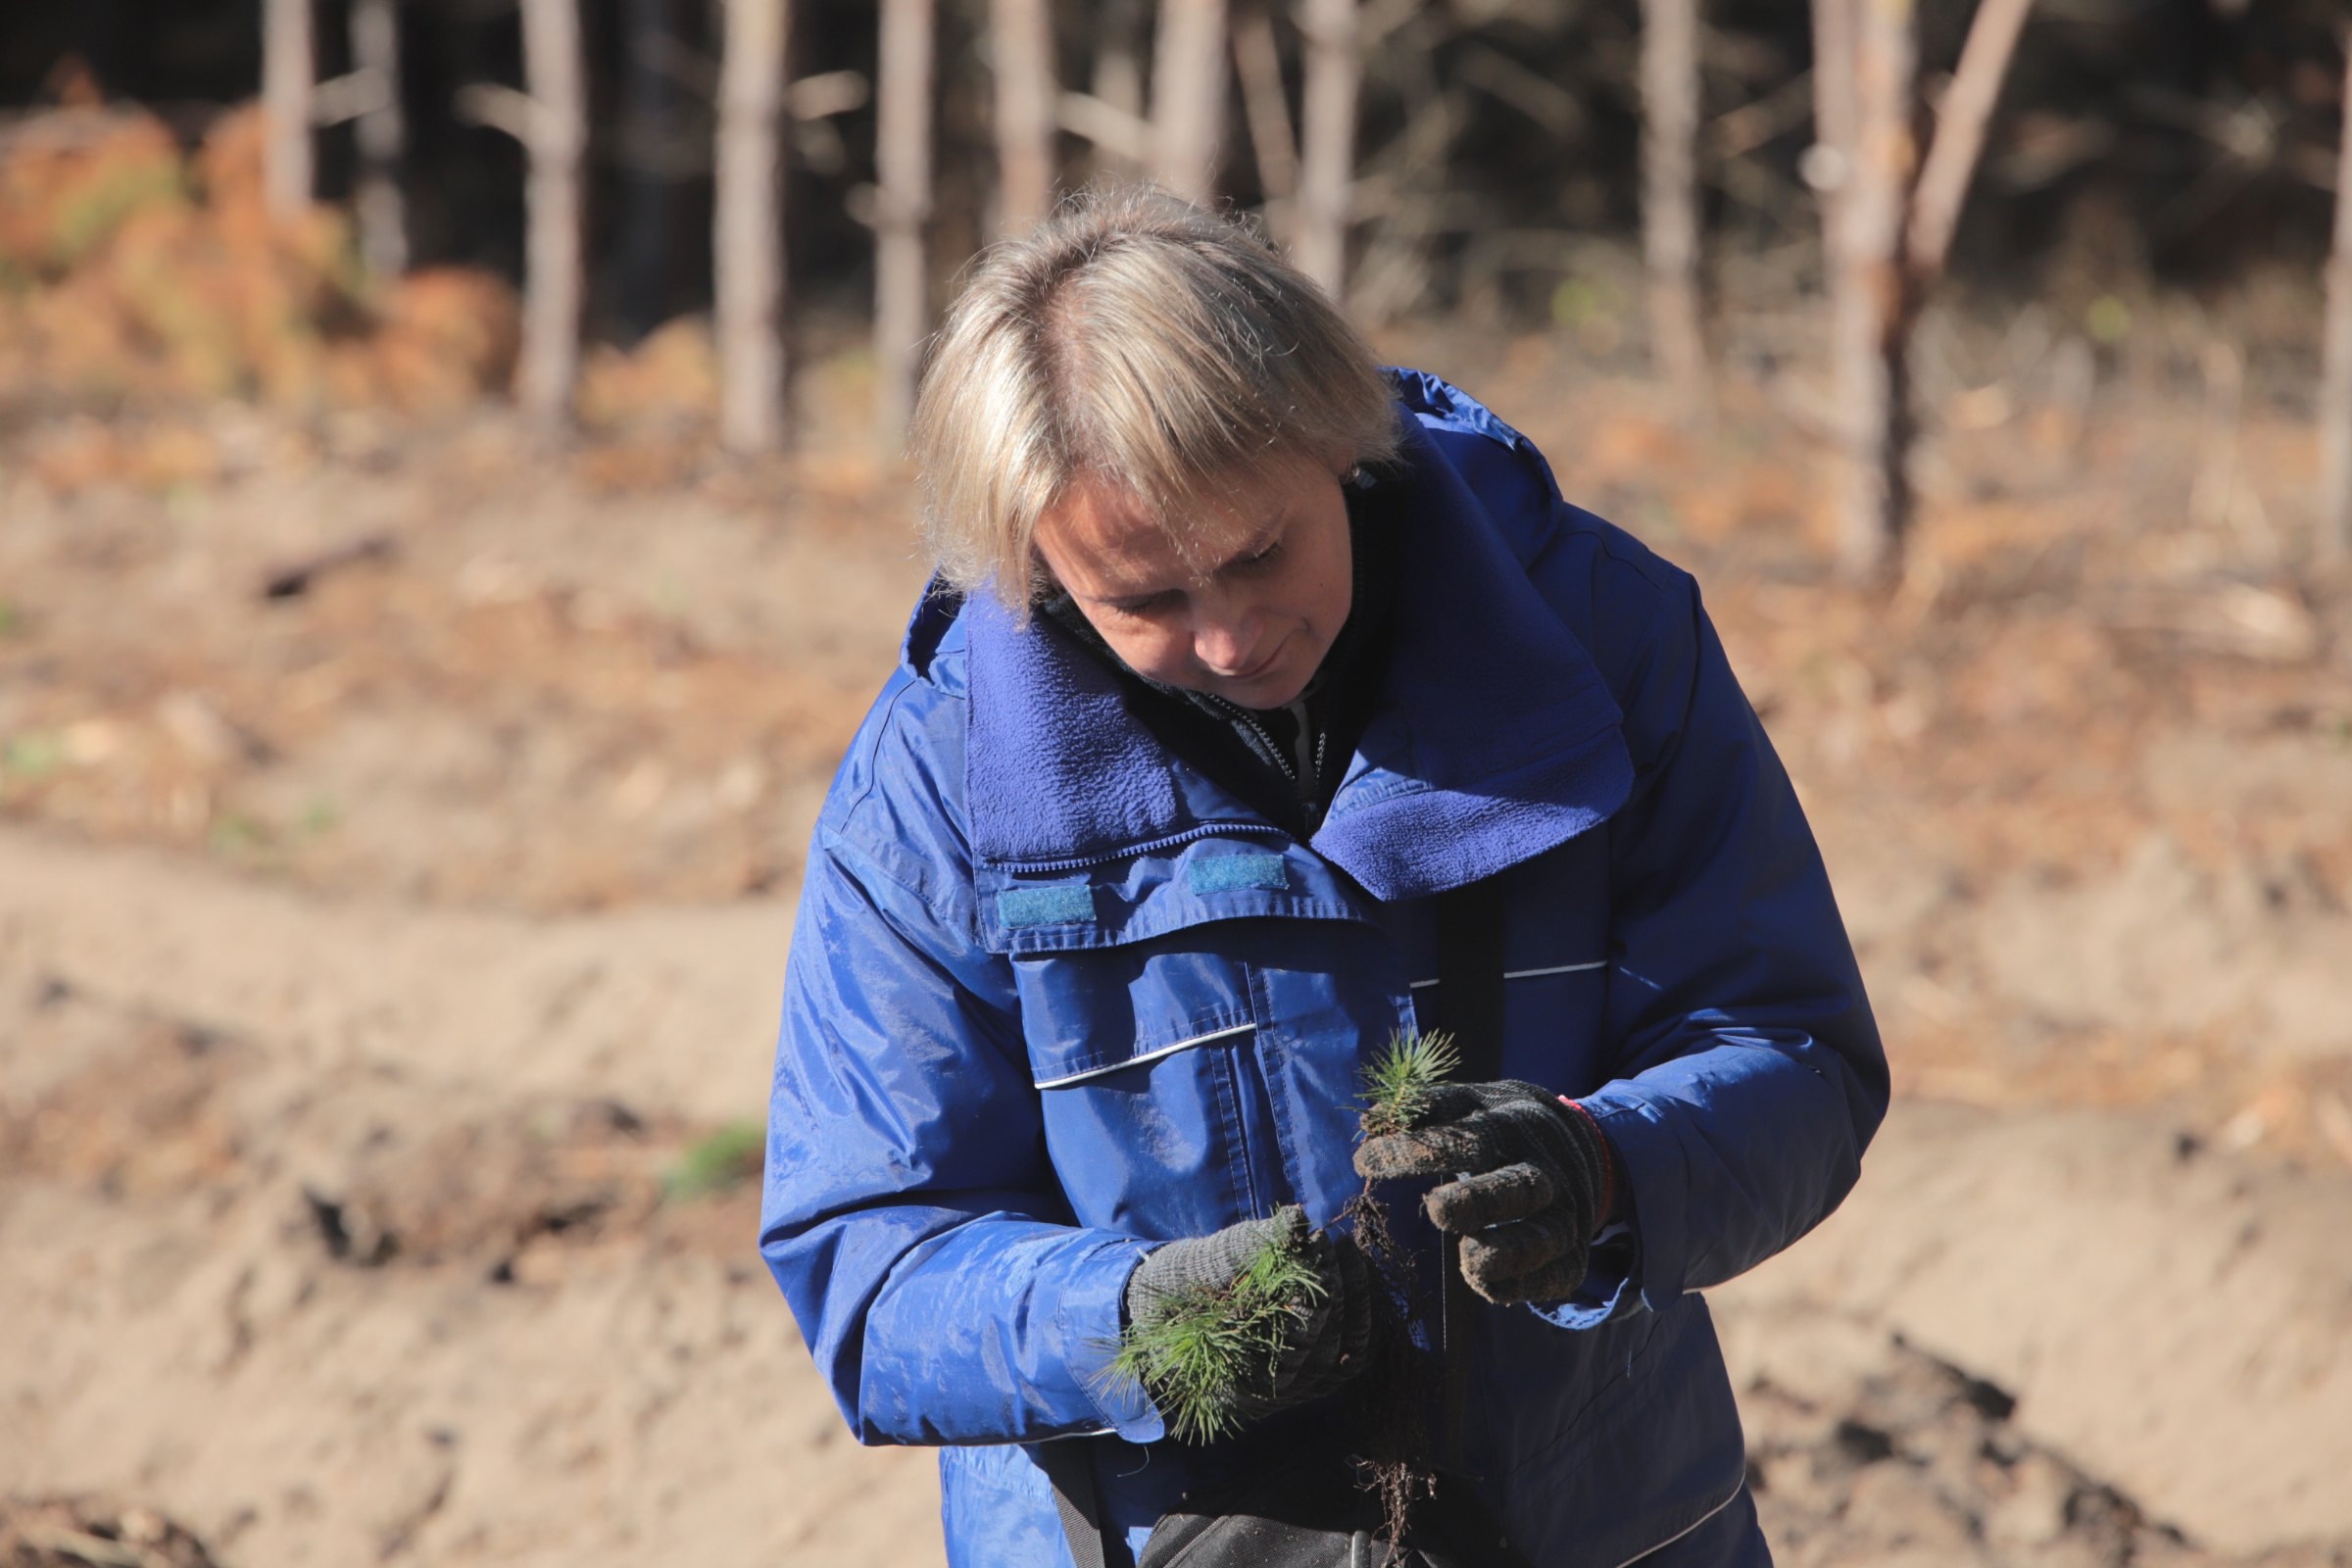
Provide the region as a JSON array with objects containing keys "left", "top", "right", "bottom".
[{"left": 3, "top": 338, "right": 2348, "bottom": 1565}]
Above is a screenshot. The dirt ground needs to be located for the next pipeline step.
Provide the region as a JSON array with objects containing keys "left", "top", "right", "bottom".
[{"left": 3, "top": 325, "right": 2349, "bottom": 1567}]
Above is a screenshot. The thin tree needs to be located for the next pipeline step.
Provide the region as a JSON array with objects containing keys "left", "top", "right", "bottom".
[
  {"left": 1232, "top": 1, "right": 1298, "bottom": 240},
  {"left": 1826, "top": 0, "right": 1914, "bottom": 580},
  {"left": 1904, "top": 0, "right": 2034, "bottom": 287},
  {"left": 1814, "top": 0, "right": 2035, "bottom": 580},
  {"left": 1808, "top": 0, "right": 1858, "bottom": 202},
  {"left": 263, "top": 0, "right": 316, "bottom": 219},
  {"left": 991, "top": 0, "right": 1057, "bottom": 232},
  {"left": 454, "top": 1, "right": 586, "bottom": 425},
  {"left": 875, "top": 0, "right": 935, "bottom": 447},
  {"left": 717, "top": 0, "right": 790, "bottom": 454},
  {"left": 515, "top": 0, "right": 587, "bottom": 428},
  {"left": 1640, "top": 0, "right": 1708, "bottom": 418},
  {"left": 1810, "top": 0, "right": 1861, "bottom": 567},
  {"left": 2317, "top": 26, "right": 2352, "bottom": 564},
  {"left": 1153, "top": 0, "right": 1230, "bottom": 204},
  {"left": 1294, "top": 0, "right": 1357, "bottom": 296},
  {"left": 349, "top": 0, "right": 408, "bottom": 277}
]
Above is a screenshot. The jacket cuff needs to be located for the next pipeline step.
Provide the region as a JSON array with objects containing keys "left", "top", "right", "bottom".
[
  {"left": 1060, "top": 1236, "right": 1168, "bottom": 1443},
  {"left": 1519, "top": 1094, "right": 1642, "bottom": 1328},
  {"left": 1573, "top": 1088, "right": 1688, "bottom": 1309},
  {"left": 1528, "top": 1221, "right": 1642, "bottom": 1328}
]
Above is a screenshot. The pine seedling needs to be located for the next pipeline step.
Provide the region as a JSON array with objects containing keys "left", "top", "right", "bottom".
[
  {"left": 1357, "top": 1029, "right": 1460, "bottom": 1142},
  {"left": 1102, "top": 1228, "right": 1330, "bottom": 1445},
  {"left": 1347, "top": 1028, "right": 1462, "bottom": 1546}
]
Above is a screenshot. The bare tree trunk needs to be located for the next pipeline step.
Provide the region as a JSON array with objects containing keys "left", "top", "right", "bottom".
[
  {"left": 1640, "top": 0, "right": 1708, "bottom": 417},
  {"left": 990, "top": 0, "right": 1057, "bottom": 232},
  {"left": 1811, "top": 0, "right": 2033, "bottom": 581},
  {"left": 1232, "top": 2, "right": 1298, "bottom": 238},
  {"left": 875, "top": 0, "right": 935, "bottom": 448},
  {"left": 1807, "top": 0, "right": 1856, "bottom": 234},
  {"left": 1089, "top": 0, "right": 1148, "bottom": 175},
  {"left": 1807, "top": 0, "right": 1859, "bottom": 541},
  {"left": 1152, "top": 0, "right": 1229, "bottom": 205},
  {"left": 1294, "top": 0, "right": 1356, "bottom": 295},
  {"left": 516, "top": 0, "right": 586, "bottom": 429},
  {"left": 2316, "top": 31, "right": 2352, "bottom": 564},
  {"left": 1820, "top": 0, "right": 1915, "bottom": 582},
  {"left": 1905, "top": 0, "right": 2033, "bottom": 287},
  {"left": 349, "top": 0, "right": 407, "bottom": 277},
  {"left": 717, "top": 0, "right": 790, "bottom": 455},
  {"left": 263, "top": 0, "right": 315, "bottom": 219}
]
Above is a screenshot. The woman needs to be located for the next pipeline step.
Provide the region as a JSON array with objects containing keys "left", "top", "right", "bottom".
[{"left": 760, "top": 187, "right": 1886, "bottom": 1567}]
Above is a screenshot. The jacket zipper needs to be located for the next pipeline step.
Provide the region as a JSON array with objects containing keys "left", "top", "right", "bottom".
[
  {"left": 992, "top": 821, "right": 1293, "bottom": 876},
  {"left": 1200, "top": 692, "right": 1327, "bottom": 832},
  {"left": 1200, "top": 694, "right": 1298, "bottom": 785}
]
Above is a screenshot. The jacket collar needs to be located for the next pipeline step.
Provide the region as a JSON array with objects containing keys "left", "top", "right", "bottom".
[{"left": 956, "top": 399, "right": 1631, "bottom": 902}]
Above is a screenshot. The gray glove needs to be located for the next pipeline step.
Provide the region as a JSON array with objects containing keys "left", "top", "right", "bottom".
[
  {"left": 1123, "top": 1205, "right": 1374, "bottom": 1430},
  {"left": 1353, "top": 1079, "right": 1614, "bottom": 1305}
]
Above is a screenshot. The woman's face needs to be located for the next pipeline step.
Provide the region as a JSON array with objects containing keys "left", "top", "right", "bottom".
[{"left": 1033, "top": 455, "right": 1353, "bottom": 710}]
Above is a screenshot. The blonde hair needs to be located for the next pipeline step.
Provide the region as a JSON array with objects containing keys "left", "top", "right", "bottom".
[{"left": 909, "top": 184, "right": 1401, "bottom": 612}]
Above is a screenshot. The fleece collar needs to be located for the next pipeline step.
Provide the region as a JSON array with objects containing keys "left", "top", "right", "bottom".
[{"left": 956, "top": 389, "right": 1631, "bottom": 903}]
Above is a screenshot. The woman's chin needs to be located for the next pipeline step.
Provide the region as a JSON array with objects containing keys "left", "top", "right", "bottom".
[
  {"left": 1199, "top": 635, "right": 1320, "bottom": 709},
  {"left": 1206, "top": 664, "right": 1308, "bottom": 710}
]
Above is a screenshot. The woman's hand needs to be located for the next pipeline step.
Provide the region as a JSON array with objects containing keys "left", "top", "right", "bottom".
[
  {"left": 1353, "top": 1081, "right": 1616, "bottom": 1305},
  {"left": 1121, "top": 1206, "right": 1374, "bottom": 1435}
]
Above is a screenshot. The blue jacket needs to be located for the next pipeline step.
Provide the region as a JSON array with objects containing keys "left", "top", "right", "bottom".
[{"left": 761, "top": 372, "right": 1887, "bottom": 1568}]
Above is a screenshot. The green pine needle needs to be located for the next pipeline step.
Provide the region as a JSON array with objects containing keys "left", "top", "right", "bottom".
[
  {"left": 1101, "top": 1229, "right": 1330, "bottom": 1445},
  {"left": 1356, "top": 1029, "right": 1460, "bottom": 1141}
]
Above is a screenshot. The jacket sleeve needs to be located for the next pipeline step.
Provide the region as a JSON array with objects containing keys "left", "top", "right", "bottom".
[
  {"left": 1566, "top": 538, "right": 1889, "bottom": 1318},
  {"left": 760, "top": 733, "right": 1161, "bottom": 1446}
]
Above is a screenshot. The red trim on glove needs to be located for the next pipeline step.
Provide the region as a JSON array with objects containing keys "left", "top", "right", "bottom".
[{"left": 1558, "top": 1097, "right": 1619, "bottom": 1226}]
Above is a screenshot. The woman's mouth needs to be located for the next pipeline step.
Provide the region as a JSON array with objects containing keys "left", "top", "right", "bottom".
[{"left": 1225, "top": 649, "right": 1283, "bottom": 684}]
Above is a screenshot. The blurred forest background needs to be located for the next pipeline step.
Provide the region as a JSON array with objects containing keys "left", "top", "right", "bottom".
[{"left": 3, "top": 4, "right": 2351, "bottom": 1568}]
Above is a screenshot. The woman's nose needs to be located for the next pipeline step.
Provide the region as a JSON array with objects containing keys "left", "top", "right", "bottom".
[{"left": 1189, "top": 591, "right": 1262, "bottom": 674}]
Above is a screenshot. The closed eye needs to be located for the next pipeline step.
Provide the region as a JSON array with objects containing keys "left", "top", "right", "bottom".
[{"left": 1230, "top": 538, "right": 1284, "bottom": 573}]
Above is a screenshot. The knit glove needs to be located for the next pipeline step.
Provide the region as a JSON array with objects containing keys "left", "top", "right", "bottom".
[
  {"left": 1352, "top": 1080, "right": 1615, "bottom": 1306},
  {"left": 1123, "top": 1205, "right": 1375, "bottom": 1428}
]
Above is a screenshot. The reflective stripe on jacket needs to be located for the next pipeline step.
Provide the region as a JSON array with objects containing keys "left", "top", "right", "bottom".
[{"left": 760, "top": 370, "right": 1888, "bottom": 1568}]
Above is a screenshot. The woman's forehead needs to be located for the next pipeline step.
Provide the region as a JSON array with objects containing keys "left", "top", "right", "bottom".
[{"left": 1038, "top": 466, "right": 1299, "bottom": 595}]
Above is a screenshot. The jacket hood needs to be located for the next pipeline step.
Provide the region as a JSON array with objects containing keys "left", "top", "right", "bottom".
[{"left": 944, "top": 372, "right": 1633, "bottom": 903}]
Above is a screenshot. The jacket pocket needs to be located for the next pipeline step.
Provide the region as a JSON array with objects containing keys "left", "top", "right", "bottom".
[
  {"left": 1013, "top": 913, "right": 1417, "bottom": 1240},
  {"left": 1015, "top": 939, "right": 1273, "bottom": 1238},
  {"left": 1015, "top": 941, "right": 1257, "bottom": 1089},
  {"left": 1002, "top": 843, "right": 1416, "bottom": 1241}
]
